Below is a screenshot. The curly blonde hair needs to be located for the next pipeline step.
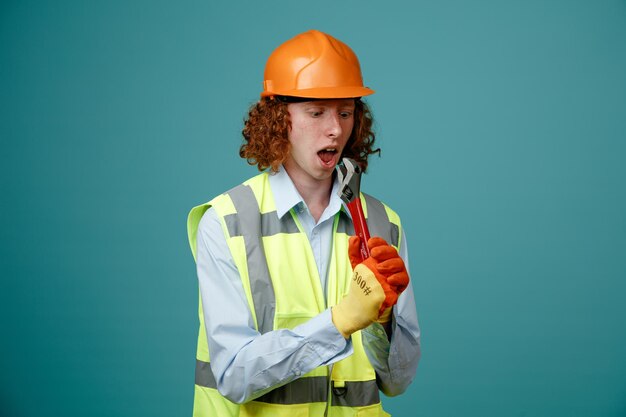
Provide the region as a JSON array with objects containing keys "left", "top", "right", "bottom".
[{"left": 240, "top": 98, "right": 380, "bottom": 173}]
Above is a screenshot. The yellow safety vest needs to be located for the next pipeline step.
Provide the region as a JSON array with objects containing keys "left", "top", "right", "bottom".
[{"left": 187, "top": 172, "right": 402, "bottom": 417}]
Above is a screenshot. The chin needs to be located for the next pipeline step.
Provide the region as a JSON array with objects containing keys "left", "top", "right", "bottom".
[{"left": 309, "top": 170, "right": 332, "bottom": 181}]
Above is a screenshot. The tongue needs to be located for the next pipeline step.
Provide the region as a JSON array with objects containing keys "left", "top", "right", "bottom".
[{"left": 318, "top": 150, "right": 335, "bottom": 164}]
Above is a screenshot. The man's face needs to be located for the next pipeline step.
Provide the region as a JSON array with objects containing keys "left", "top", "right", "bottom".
[{"left": 284, "top": 99, "right": 356, "bottom": 185}]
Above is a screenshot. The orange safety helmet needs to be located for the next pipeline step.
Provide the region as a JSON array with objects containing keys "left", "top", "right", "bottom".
[{"left": 261, "top": 30, "right": 375, "bottom": 99}]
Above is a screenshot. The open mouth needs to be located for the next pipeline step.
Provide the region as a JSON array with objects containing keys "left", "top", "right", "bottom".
[{"left": 317, "top": 148, "right": 338, "bottom": 166}]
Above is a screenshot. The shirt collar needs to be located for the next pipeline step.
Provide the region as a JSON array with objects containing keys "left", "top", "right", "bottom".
[{"left": 268, "top": 165, "right": 346, "bottom": 220}]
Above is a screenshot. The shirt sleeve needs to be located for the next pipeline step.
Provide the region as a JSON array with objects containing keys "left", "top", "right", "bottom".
[
  {"left": 361, "top": 228, "right": 421, "bottom": 396},
  {"left": 196, "top": 208, "right": 354, "bottom": 404}
]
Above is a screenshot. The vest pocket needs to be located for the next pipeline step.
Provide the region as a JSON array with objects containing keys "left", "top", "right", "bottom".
[
  {"left": 326, "top": 403, "right": 387, "bottom": 417},
  {"left": 241, "top": 400, "right": 326, "bottom": 417},
  {"left": 355, "top": 403, "right": 388, "bottom": 416},
  {"left": 274, "top": 312, "right": 315, "bottom": 330}
]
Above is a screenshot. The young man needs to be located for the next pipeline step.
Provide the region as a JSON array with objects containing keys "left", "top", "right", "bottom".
[{"left": 187, "top": 30, "right": 421, "bottom": 417}]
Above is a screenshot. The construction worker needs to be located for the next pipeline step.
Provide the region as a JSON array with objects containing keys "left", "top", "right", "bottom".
[{"left": 187, "top": 30, "right": 421, "bottom": 416}]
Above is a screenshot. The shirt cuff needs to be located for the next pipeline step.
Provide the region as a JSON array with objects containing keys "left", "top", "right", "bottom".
[{"left": 361, "top": 322, "right": 392, "bottom": 370}]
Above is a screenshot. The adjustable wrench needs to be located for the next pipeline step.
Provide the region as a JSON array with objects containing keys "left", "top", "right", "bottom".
[{"left": 336, "top": 157, "right": 371, "bottom": 260}]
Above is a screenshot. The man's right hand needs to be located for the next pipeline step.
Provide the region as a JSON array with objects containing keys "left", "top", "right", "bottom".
[{"left": 331, "top": 263, "right": 386, "bottom": 339}]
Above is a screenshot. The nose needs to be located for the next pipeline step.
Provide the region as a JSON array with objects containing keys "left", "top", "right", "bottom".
[{"left": 326, "top": 113, "right": 342, "bottom": 139}]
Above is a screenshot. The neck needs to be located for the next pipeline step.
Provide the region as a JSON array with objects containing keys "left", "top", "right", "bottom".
[{"left": 283, "top": 168, "right": 334, "bottom": 223}]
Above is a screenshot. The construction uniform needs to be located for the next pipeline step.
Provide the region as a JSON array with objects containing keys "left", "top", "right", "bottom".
[{"left": 187, "top": 167, "right": 421, "bottom": 416}]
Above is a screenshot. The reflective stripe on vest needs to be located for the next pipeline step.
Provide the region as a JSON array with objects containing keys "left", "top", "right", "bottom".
[
  {"left": 195, "top": 360, "right": 380, "bottom": 407},
  {"left": 223, "top": 184, "right": 295, "bottom": 334},
  {"left": 256, "top": 378, "right": 380, "bottom": 407},
  {"left": 363, "top": 193, "right": 400, "bottom": 248},
  {"left": 195, "top": 359, "right": 217, "bottom": 389}
]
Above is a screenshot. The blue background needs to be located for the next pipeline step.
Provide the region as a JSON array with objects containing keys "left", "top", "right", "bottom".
[{"left": 2, "top": 1, "right": 625, "bottom": 416}]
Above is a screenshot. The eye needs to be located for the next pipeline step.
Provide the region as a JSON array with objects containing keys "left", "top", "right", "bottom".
[
  {"left": 308, "top": 110, "right": 323, "bottom": 118},
  {"left": 339, "top": 111, "right": 353, "bottom": 119}
]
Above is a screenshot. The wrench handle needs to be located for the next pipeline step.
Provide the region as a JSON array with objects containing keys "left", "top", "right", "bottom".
[{"left": 347, "top": 197, "right": 371, "bottom": 260}]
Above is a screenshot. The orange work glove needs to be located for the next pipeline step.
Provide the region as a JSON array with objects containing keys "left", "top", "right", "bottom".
[{"left": 348, "top": 236, "right": 410, "bottom": 318}]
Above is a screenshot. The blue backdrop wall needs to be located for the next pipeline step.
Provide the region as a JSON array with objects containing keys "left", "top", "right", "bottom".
[{"left": 2, "top": 1, "right": 625, "bottom": 416}]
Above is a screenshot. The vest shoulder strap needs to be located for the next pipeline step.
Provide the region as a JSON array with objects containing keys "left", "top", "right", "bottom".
[
  {"left": 363, "top": 193, "right": 402, "bottom": 250},
  {"left": 187, "top": 202, "right": 212, "bottom": 261},
  {"left": 186, "top": 174, "right": 270, "bottom": 261}
]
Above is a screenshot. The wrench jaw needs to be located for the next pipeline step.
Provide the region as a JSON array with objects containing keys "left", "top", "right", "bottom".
[{"left": 336, "top": 158, "right": 363, "bottom": 205}]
